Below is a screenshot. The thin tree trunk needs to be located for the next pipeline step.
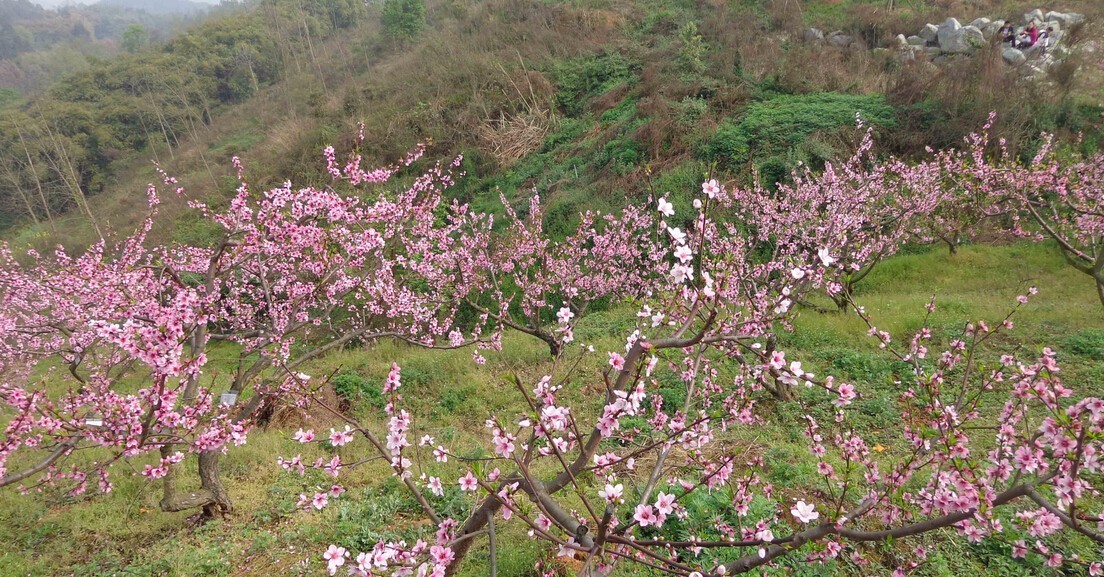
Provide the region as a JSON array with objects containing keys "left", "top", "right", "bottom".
[
  {"left": 3, "top": 172, "right": 40, "bottom": 225},
  {"left": 15, "top": 123, "right": 54, "bottom": 227},
  {"left": 40, "top": 118, "right": 101, "bottom": 240}
]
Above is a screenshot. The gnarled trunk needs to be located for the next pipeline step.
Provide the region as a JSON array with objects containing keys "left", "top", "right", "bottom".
[{"left": 160, "top": 449, "right": 231, "bottom": 520}]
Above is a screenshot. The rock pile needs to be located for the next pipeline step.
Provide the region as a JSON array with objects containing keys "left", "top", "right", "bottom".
[{"left": 802, "top": 8, "right": 1085, "bottom": 73}]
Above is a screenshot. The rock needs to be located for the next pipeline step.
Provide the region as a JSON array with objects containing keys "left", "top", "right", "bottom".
[
  {"left": 897, "top": 49, "right": 916, "bottom": 62},
  {"left": 893, "top": 33, "right": 909, "bottom": 48},
  {"left": 1045, "top": 11, "right": 1085, "bottom": 28},
  {"left": 1022, "top": 43, "right": 1044, "bottom": 59},
  {"left": 827, "top": 31, "right": 853, "bottom": 47},
  {"left": 803, "top": 27, "right": 824, "bottom": 42},
  {"left": 919, "top": 23, "right": 939, "bottom": 42},
  {"left": 937, "top": 17, "right": 962, "bottom": 48},
  {"left": 941, "top": 24, "right": 984, "bottom": 54},
  {"left": 907, "top": 35, "right": 925, "bottom": 46},
  {"left": 969, "top": 17, "right": 991, "bottom": 29},
  {"left": 1002, "top": 47, "right": 1026, "bottom": 65},
  {"left": 923, "top": 45, "right": 942, "bottom": 55},
  {"left": 1024, "top": 9, "right": 1044, "bottom": 24}
]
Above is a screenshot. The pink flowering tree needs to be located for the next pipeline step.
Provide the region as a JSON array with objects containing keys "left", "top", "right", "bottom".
[
  {"left": 0, "top": 141, "right": 494, "bottom": 518},
  {"left": 306, "top": 243, "right": 1104, "bottom": 577},
  {"left": 290, "top": 178, "right": 882, "bottom": 576},
  {"left": 728, "top": 124, "right": 941, "bottom": 313},
  {"left": 1011, "top": 136, "right": 1104, "bottom": 308},
  {"left": 456, "top": 192, "right": 662, "bottom": 357},
  {"left": 909, "top": 117, "right": 1017, "bottom": 255}
]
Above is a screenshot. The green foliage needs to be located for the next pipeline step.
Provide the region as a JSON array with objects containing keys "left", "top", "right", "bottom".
[
  {"left": 673, "top": 95, "right": 708, "bottom": 127},
  {"left": 438, "top": 384, "right": 477, "bottom": 415},
  {"left": 702, "top": 92, "right": 897, "bottom": 172},
  {"left": 381, "top": 0, "right": 425, "bottom": 42},
  {"left": 677, "top": 21, "right": 708, "bottom": 76},
  {"left": 335, "top": 483, "right": 426, "bottom": 551},
  {"left": 552, "top": 51, "right": 637, "bottom": 117},
  {"left": 121, "top": 23, "right": 148, "bottom": 54},
  {"left": 332, "top": 372, "right": 386, "bottom": 409},
  {"left": 399, "top": 363, "right": 434, "bottom": 387},
  {"left": 1064, "top": 329, "right": 1104, "bottom": 361}
]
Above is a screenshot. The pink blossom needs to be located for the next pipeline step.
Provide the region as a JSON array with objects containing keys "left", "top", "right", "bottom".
[
  {"left": 791, "top": 500, "right": 819, "bottom": 524},
  {"left": 657, "top": 197, "right": 675, "bottom": 217},
  {"left": 329, "top": 425, "right": 354, "bottom": 447},
  {"left": 322, "top": 545, "right": 347, "bottom": 575},
  {"left": 458, "top": 471, "right": 478, "bottom": 492},
  {"left": 702, "top": 179, "right": 720, "bottom": 199},
  {"left": 598, "top": 483, "right": 623, "bottom": 503},
  {"left": 293, "top": 428, "right": 315, "bottom": 443}
]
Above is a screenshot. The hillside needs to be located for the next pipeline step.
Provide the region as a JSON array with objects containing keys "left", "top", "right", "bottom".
[{"left": 1, "top": 0, "right": 1102, "bottom": 251}]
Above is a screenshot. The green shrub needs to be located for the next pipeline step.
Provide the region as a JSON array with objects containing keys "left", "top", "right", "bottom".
[
  {"left": 400, "top": 364, "right": 434, "bottom": 387},
  {"left": 332, "top": 372, "right": 386, "bottom": 409},
  {"left": 673, "top": 95, "right": 709, "bottom": 127},
  {"left": 677, "top": 21, "right": 708, "bottom": 76},
  {"left": 552, "top": 51, "right": 638, "bottom": 117},
  {"left": 701, "top": 92, "right": 897, "bottom": 170},
  {"left": 381, "top": 0, "right": 425, "bottom": 41}
]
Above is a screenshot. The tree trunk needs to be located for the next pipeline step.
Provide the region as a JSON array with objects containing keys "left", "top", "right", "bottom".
[
  {"left": 15, "top": 123, "right": 54, "bottom": 228},
  {"left": 159, "top": 449, "right": 232, "bottom": 519},
  {"left": 773, "top": 379, "right": 796, "bottom": 401},
  {"left": 445, "top": 495, "right": 503, "bottom": 576},
  {"left": 831, "top": 284, "right": 852, "bottom": 312},
  {"left": 1096, "top": 274, "right": 1104, "bottom": 312}
]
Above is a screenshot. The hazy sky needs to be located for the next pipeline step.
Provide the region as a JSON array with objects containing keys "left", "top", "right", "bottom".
[{"left": 26, "top": 0, "right": 220, "bottom": 7}]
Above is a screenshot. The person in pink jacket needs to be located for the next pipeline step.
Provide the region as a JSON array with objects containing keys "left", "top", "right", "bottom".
[{"left": 1017, "top": 22, "right": 1039, "bottom": 48}]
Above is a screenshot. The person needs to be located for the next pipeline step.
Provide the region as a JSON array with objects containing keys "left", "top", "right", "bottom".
[
  {"left": 1017, "top": 21, "right": 1039, "bottom": 49},
  {"left": 1038, "top": 26, "right": 1054, "bottom": 52},
  {"left": 998, "top": 20, "right": 1016, "bottom": 43}
]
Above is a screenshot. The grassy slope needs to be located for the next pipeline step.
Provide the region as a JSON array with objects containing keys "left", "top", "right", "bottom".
[{"left": 2, "top": 240, "right": 1102, "bottom": 577}]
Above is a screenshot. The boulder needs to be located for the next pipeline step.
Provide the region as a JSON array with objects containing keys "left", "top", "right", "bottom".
[
  {"left": 937, "top": 17, "right": 962, "bottom": 48},
  {"left": 827, "top": 31, "right": 853, "bottom": 47},
  {"left": 803, "top": 27, "right": 824, "bottom": 42},
  {"left": 941, "top": 24, "right": 984, "bottom": 54},
  {"left": 923, "top": 45, "right": 942, "bottom": 55},
  {"left": 1024, "top": 9, "right": 1044, "bottom": 24},
  {"left": 919, "top": 23, "right": 939, "bottom": 42},
  {"left": 893, "top": 33, "right": 909, "bottom": 48},
  {"left": 1044, "top": 11, "right": 1084, "bottom": 27},
  {"left": 969, "top": 17, "right": 991, "bottom": 29},
  {"left": 1002, "top": 47, "right": 1027, "bottom": 65},
  {"left": 906, "top": 35, "right": 925, "bottom": 46}
]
